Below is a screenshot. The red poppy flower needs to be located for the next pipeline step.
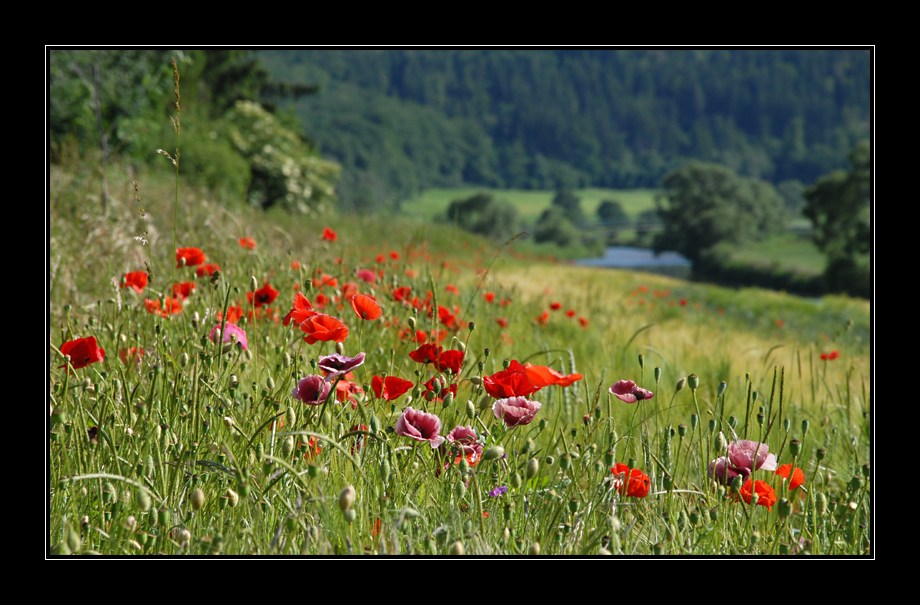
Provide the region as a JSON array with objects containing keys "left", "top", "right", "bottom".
[
  {"left": 282, "top": 292, "right": 318, "bottom": 326},
  {"left": 196, "top": 263, "right": 221, "bottom": 278},
  {"left": 59, "top": 336, "right": 105, "bottom": 369},
  {"left": 121, "top": 271, "right": 148, "bottom": 293},
  {"left": 738, "top": 479, "right": 777, "bottom": 511},
  {"left": 611, "top": 463, "right": 651, "bottom": 498},
  {"left": 217, "top": 305, "right": 244, "bottom": 324},
  {"left": 350, "top": 294, "right": 382, "bottom": 321},
  {"left": 176, "top": 247, "right": 205, "bottom": 268},
  {"left": 291, "top": 260, "right": 301, "bottom": 270},
  {"left": 389, "top": 251, "right": 400, "bottom": 260},
  {"left": 145, "top": 297, "right": 182, "bottom": 317},
  {"left": 409, "top": 343, "right": 443, "bottom": 365},
  {"left": 680, "top": 298, "right": 687, "bottom": 306},
  {"left": 322, "top": 227, "right": 337, "bottom": 241},
  {"left": 565, "top": 309, "right": 576, "bottom": 318},
  {"left": 437, "top": 305, "right": 459, "bottom": 329},
  {"left": 437, "top": 349, "right": 465, "bottom": 375},
  {"left": 300, "top": 314, "right": 349, "bottom": 344},
  {"left": 821, "top": 350, "right": 840, "bottom": 361},
  {"left": 496, "top": 317, "right": 509, "bottom": 329},
  {"left": 578, "top": 317, "right": 589, "bottom": 329},
  {"left": 392, "top": 286, "right": 412, "bottom": 303},
  {"left": 550, "top": 302, "right": 562, "bottom": 310},
  {"left": 248, "top": 283, "right": 279, "bottom": 308},
  {"left": 238, "top": 237, "right": 256, "bottom": 249},
  {"left": 535, "top": 310, "right": 550, "bottom": 325},
  {"left": 119, "top": 347, "right": 143, "bottom": 366},
  {"left": 483, "top": 292, "right": 495, "bottom": 303},
  {"left": 445, "top": 284, "right": 460, "bottom": 295},
  {"left": 314, "top": 292, "right": 329, "bottom": 310},
  {"left": 371, "top": 375, "right": 414, "bottom": 401},
  {"left": 524, "top": 363, "right": 583, "bottom": 389},
  {"left": 483, "top": 360, "right": 537, "bottom": 398},
  {"left": 775, "top": 464, "right": 805, "bottom": 490},
  {"left": 300, "top": 436, "right": 323, "bottom": 461},
  {"left": 172, "top": 281, "right": 195, "bottom": 301}
]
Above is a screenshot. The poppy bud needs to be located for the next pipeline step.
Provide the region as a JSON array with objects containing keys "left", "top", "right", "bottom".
[
  {"left": 465, "top": 400, "right": 476, "bottom": 419},
  {"left": 343, "top": 508, "right": 357, "bottom": 524},
  {"left": 676, "top": 377, "right": 687, "bottom": 392},
  {"left": 190, "top": 488, "right": 205, "bottom": 511},
  {"left": 528, "top": 542, "right": 541, "bottom": 556},
  {"left": 483, "top": 446, "right": 505, "bottom": 461},
  {"left": 687, "top": 374, "right": 699, "bottom": 390},
  {"left": 783, "top": 417, "right": 791, "bottom": 432},
  {"left": 678, "top": 424, "right": 688, "bottom": 437},
  {"left": 816, "top": 448, "right": 826, "bottom": 461},
  {"left": 728, "top": 416, "right": 738, "bottom": 430},
  {"left": 455, "top": 481, "right": 467, "bottom": 499},
  {"left": 249, "top": 276, "right": 257, "bottom": 293},
  {"left": 756, "top": 412, "right": 765, "bottom": 426},
  {"left": 281, "top": 435, "right": 295, "bottom": 458},
  {"left": 558, "top": 452, "right": 572, "bottom": 470},
  {"left": 442, "top": 392, "right": 454, "bottom": 407},
  {"left": 816, "top": 493, "right": 828, "bottom": 516},
  {"left": 502, "top": 358, "right": 511, "bottom": 370},
  {"left": 526, "top": 457, "right": 539, "bottom": 479},
  {"left": 654, "top": 367, "right": 662, "bottom": 383},
  {"left": 339, "top": 485, "right": 356, "bottom": 511},
  {"left": 752, "top": 391, "right": 759, "bottom": 404},
  {"left": 469, "top": 376, "right": 482, "bottom": 386},
  {"left": 370, "top": 414, "right": 381, "bottom": 434},
  {"left": 484, "top": 348, "right": 490, "bottom": 358},
  {"left": 335, "top": 341, "right": 345, "bottom": 355},
  {"left": 777, "top": 498, "right": 793, "bottom": 518},
  {"left": 449, "top": 541, "right": 464, "bottom": 555},
  {"left": 408, "top": 316, "right": 416, "bottom": 329},
  {"left": 849, "top": 475, "right": 863, "bottom": 491},
  {"left": 717, "top": 381, "right": 727, "bottom": 398},
  {"left": 730, "top": 474, "right": 744, "bottom": 495},
  {"left": 458, "top": 456, "right": 470, "bottom": 474},
  {"left": 708, "top": 418, "right": 717, "bottom": 434},
  {"left": 223, "top": 416, "right": 234, "bottom": 428},
  {"left": 638, "top": 354, "right": 645, "bottom": 369},
  {"left": 545, "top": 455, "right": 555, "bottom": 466},
  {"left": 468, "top": 321, "right": 475, "bottom": 331},
  {"left": 511, "top": 473, "right": 522, "bottom": 489}
]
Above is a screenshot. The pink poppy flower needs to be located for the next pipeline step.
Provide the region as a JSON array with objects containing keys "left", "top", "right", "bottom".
[
  {"left": 445, "top": 425, "right": 483, "bottom": 464},
  {"left": 609, "top": 380, "right": 654, "bottom": 403},
  {"left": 356, "top": 269, "right": 376, "bottom": 283},
  {"left": 317, "top": 352, "right": 366, "bottom": 382},
  {"left": 209, "top": 323, "right": 248, "bottom": 352},
  {"left": 727, "top": 439, "right": 777, "bottom": 475},
  {"left": 708, "top": 456, "right": 745, "bottom": 485},
  {"left": 492, "top": 396, "right": 542, "bottom": 428},
  {"left": 292, "top": 375, "right": 332, "bottom": 406},
  {"left": 395, "top": 406, "right": 445, "bottom": 448}
]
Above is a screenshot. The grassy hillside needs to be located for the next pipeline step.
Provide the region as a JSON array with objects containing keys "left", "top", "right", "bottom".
[{"left": 48, "top": 157, "right": 871, "bottom": 557}]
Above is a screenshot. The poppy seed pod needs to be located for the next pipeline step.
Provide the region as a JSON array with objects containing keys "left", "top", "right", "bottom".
[
  {"left": 687, "top": 374, "right": 699, "bottom": 390},
  {"left": 789, "top": 439, "right": 802, "bottom": 457}
]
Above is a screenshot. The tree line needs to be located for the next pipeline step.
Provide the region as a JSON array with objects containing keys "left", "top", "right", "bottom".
[{"left": 259, "top": 49, "right": 870, "bottom": 210}]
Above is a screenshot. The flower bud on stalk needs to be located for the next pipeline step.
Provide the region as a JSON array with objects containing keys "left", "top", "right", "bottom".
[
  {"left": 687, "top": 374, "right": 699, "bottom": 391},
  {"left": 339, "top": 486, "right": 356, "bottom": 511}
]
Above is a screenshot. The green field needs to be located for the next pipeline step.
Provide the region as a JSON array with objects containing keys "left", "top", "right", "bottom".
[{"left": 401, "top": 187, "right": 660, "bottom": 223}]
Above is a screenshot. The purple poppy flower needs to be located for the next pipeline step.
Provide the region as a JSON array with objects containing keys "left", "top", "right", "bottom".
[
  {"left": 492, "top": 396, "right": 542, "bottom": 428},
  {"left": 209, "top": 322, "right": 248, "bottom": 352},
  {"left": 292, "top": 375, "right": 332, "bottom": 406},
  {"left": 317, "top": 352, "right": 366, "bottom": 382},
  {"left": 395, "top": 406, "right": 445, "bottom": 448},
  {"left": 609, "top": 380, "right": 654, "bottom": 403}
]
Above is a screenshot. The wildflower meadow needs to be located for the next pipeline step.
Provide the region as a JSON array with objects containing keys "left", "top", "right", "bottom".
[{"left": 47, "top": 62, "right": 872, "bottom": 557}]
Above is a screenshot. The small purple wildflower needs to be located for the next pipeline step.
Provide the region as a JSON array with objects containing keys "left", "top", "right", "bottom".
[{"left": 488, "top": 485, "right": 508, "bottom": 498}]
